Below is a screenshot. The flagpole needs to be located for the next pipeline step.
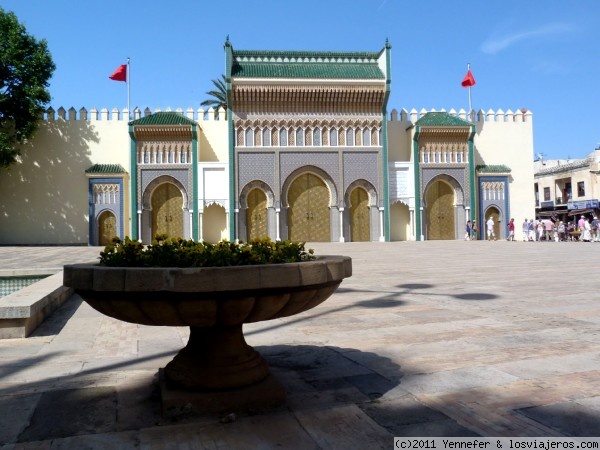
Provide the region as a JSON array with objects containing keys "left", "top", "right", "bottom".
[
  {"left": 467, "top": 63, "right": 472, "bottom": 120},
  {"left": 127, "top": 57, "right": 131, "bottom": 119}
]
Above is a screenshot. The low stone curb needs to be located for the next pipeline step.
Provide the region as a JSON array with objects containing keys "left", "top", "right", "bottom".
[{"left": 0, "top": 271, "right": 73, "bottom": 338}]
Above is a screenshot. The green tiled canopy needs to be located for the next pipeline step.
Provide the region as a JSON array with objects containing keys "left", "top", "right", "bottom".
[
  {"left": 415, "top": 112, "right": 472, "bottom": 127},
  {"left": 85, "top": 164, "right": 127, "bottom": 174},
  {"left": 128, "top": 111, "right": 197, "bottom": 126},
  {"left": 476, "top": 164, "right": 512, "bottom": 173}
]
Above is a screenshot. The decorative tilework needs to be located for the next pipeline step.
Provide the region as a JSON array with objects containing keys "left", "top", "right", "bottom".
[
  {"left": 0, "top": 276, "right": 48, "bottom": 298},
  {"left": 343, "top": 152, "right": 379, "bottom": 193},
  {"left": 238, "top": 153, "right": 275, "bottom": 190},
  {"left": 279, "top": 152, "right": 339, "bottom": 188}
]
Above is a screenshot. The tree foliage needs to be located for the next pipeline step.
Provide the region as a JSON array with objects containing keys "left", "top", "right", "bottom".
[
  {"left": 0, "top": 7, "right": 55, "bottom": 169},
  {"left": 200, "top": 74, "right": 227, "bottom": 111}
]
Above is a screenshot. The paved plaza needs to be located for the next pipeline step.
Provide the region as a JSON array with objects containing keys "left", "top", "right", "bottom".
[{"left": 1, "top": 240, "right": 600, "bottom": 448}]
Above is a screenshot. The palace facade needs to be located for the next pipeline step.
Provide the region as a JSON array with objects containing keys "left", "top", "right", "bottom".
[{"left": 0, "top": 40, "right": 535, "bottom": 245}]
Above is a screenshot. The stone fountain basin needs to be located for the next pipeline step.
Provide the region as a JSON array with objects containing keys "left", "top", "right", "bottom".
[
  {"left": 63, "top": 255, "right": 352, "bottom": 327},
  {"left": 63, "top": 255, "right": 351, "bottom": 403}
]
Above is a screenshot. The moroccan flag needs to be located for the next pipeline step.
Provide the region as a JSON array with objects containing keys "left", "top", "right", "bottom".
[
  {"left": 109, "top": 64, "right": 127, "bottom": 82},
  {"left": 461, "top": 69, "right": 476, "bottom": 88}
]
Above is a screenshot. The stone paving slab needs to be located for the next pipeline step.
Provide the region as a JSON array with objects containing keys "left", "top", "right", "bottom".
[{"left": 1, "top": 241, "right": 600, "bottom": 447}]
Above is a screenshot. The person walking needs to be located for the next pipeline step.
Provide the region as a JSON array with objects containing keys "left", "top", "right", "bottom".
[
  {"left": 522, "top": 219, "right": 529, "bottom": 242},
  {"left": 471, "top": 220, "right": 478, "bottom": 240},
  {"left": 507, "top": 218, "right": 515, "bottom": 241},
  {"left": 465, "top": 220, "right": 471, "bottom": 240},
  {"left": 592, "top": 216, "right": 599, "bottom": 242},
  {"left": 537, "top": 220, "right": 545, "bottom": 241},
  {"left": 583, "top": 218, "right": 592, "bottom": 242},
  {"left": 528, "top": 219, "right": 535, "bottom": 241},
  {"left": 486, "top": 216, "right": 496, "bottom": 241},
  {"left": 557, "top": 221, "right": 566, "bottom": 241}
]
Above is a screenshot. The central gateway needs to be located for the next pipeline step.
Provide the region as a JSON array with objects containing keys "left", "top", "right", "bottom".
[{"left": 227, "top": 38, "right": 391, "bottom": 242}]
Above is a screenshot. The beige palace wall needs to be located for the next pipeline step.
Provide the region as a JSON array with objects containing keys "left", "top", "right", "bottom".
[
  {"left": 474, "top": 110, "right": 535, "bottom": 235},
  {"left": 0, "top": 113, "right": 130, "bottom": 245}
]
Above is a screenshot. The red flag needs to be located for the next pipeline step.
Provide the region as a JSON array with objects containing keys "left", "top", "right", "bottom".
[
  {"left": 109, "top": 64, "right": 127, "bottom": 82},
  {"left": 461, "top": 69, "right": 476, "bottom": 88}
]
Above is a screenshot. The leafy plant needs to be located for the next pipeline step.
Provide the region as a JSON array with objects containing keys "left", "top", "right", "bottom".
[{"left": 98, "top": 236, "right": 315, "bottom": 267}]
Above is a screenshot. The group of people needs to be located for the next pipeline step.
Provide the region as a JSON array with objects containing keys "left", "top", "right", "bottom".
[
  {"left": 464, "top": 217, "right": 511, "bottom": 241},
  {"left": 521, "top": 215, "right": 600, "bottom": 242},
  {"left": 464, "top": 215, "right": 600, "bottom": 242}
]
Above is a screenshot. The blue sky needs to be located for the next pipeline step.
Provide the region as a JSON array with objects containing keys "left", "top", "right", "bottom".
[{"left": 3, "top": 0, "right": 599, "bottom": 160}]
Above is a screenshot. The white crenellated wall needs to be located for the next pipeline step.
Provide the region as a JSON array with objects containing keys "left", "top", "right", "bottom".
[{"left": 0, "top": 105, "right": 532, "bottom": 244}]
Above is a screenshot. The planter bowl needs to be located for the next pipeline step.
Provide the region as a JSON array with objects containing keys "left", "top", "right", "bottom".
[{"left": 63, "top": 255, "right": 352, "bottom": 396}]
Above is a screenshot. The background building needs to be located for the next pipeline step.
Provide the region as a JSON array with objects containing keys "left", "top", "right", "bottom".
[{"left": 534, "top": 148, "right": 600, "bottom": 224}]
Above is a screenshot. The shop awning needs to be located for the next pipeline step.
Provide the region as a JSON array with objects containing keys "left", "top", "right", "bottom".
[{"left": 568, "top": 209, "right": 595, "bottom": 216}]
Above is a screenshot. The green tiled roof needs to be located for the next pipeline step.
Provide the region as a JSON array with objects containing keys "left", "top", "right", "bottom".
[
  {"left": 128, "top": 111, "right": 197, "bottom": 126},
  {"left": 232, "top": 63, "right": 384, "bottom": 79},
  {"left": 232, "top": 50, "right": 385, "bottom": 80},
  {"left": 415, "top": 112, "right": 472, "bottom": 127},
  {"left": 476, "top": 164, "right": 512, "bottom": 173},
  {"left": 85, "top": 164, "right": 127, "bottom": 174}
]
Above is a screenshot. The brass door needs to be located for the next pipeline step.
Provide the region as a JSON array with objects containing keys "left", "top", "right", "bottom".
[
  {"left": 288, "top": 173, "right": 330, "bottom": 242},
  {"left": 350, "top": 187, "right": 370, "bottom": 241},
  {"left": 246, "top": 188, "right": 268, "bottom": 241},
  {"left": 151, "top": 183, "right": 183, "bottom": 239},
  {"left": 426, "top": 181, "right": 455, "bottom": 240},
  {"left": 98, "top": 211, "right": 117, "bottom": 246}
]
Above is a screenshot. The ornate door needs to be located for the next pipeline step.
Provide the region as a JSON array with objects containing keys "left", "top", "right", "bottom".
[
  {"left": 246, "top": 188, "right": 268, "bottom": 241},
  {"left": 151, "top": 183, "right": 183, "bottom": 239},
  {"left": 98, "top": 211, "right": 117, "bottom": 246},
  {"left": 350, "top": 187, "right": 370, "bottom": 241},
  {"left": 426, "top": 180, "right": 455, "bottom": 240},
  {"left": 288, "top": 173, "right": 330, "bottom": 241}
]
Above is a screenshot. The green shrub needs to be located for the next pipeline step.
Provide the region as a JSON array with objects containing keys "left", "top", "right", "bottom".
[{"left": 99, "top": 236, "right": 315, "bottom": 267}]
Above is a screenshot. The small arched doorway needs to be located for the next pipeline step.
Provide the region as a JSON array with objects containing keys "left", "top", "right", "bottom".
[
  {"left": 426, "top": 180, "right": 455, "bottom": 240},
  {"left": 246, "top": 188, "right": 268, "bottom": 241},
  {"left": 288, "top": 173, "right": 330, "bottom": 242},
  {"left": 151, "top": 182, "right": 183, "bottom": 239},
  {"left": 485, "top": 207, "right": 501, "bottom": 240},
  {"left": 350, "top": 187, "right": 370, "bottom": 241},
  {"left": 98, "top": 210, "right": 117, "bottom": 246}
]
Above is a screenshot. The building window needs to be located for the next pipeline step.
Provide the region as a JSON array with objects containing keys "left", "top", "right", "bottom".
[
  {"left": 279, "top": 129, "right": 288, "bottom": 146},
  {"left": 313, "top": 128, "right": 321, "bottom": 146},
  {"left": 544, "top": 187, "right": 550, "bottom": 201},
  {"left": 295, "top": 128, "right": 304, "bottom": 146},
  {"left": 346, "top": 128, "right": 354, "bottom": 146},
  {"left": 578, "top": 181, "right": 585, "bottom": 197},
  {"left": 262, "top": 129, "right": 271, "bottom": 147},
  {"left": 245, "top": 128, "right": 254, "bottom": 147},
  {"left": 362, "top": 128, "right": 371, "bottom": 146},
  {"left": 329, "top": 128, "right": 338, "bottom": 146}
]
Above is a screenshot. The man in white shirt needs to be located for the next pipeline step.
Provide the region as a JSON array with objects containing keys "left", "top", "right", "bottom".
[{"left": 486, "top": 217, "right": 496, "bottom": 241}]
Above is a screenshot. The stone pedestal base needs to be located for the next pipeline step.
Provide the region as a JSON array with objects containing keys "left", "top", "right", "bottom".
[{"left": 159, "top": 369, "right": 286, "bottom": 417}]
